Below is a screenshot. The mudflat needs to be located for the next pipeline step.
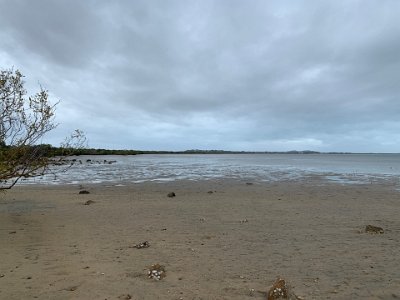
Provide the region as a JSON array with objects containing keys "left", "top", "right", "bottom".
[{"left": 0, "top": 179, "right": 399, "bottom": 299}]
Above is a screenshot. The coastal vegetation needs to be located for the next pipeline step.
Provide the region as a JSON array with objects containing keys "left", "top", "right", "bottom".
[
  {"left": 20, "top": 147, "right": 323, "bottom": 156},
  {"left": 0, "top": 69, "right": 84, "bottom": 189},
  {"left": 42, "top": 148, "right": 352, "bottom": 156},
  {"left": 12, "top": 146, "right": 354, "bottom": 157}
]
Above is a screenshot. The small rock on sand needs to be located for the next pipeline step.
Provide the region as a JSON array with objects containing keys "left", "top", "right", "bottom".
[
  {"left": 84, "top": 200, "right": 95, "bottom": 205},
  {"left": 268, "top": 277, "right": 288, "bottom": 299},
  {"left": 132, "top": 241, "right": 150, "bottom": 249},
  {"left": 79, "top": 190, "right": 90, "bottom": 194},
  {"left": 118, "top": 294, "right": 132, "bottom": 300},
  {"left": 167, "top": 192, "right": 176, "bottom": 197},
  {"left": 365, "top": 225, "right": 384, "bottom": 234},
  {"left": 65, "top": 286, "right": 78, "bottom": 292},
  {"left": 267, "top": 277, "right": 299, "bottom": 300}
]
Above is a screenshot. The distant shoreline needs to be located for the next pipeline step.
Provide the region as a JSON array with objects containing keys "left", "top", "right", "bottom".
[
  {"left": 8, "top": 144, "right": 398, "bottom": 156},
  {"left": 19, "top": 152, "right": 400, "bottom": 187},
  {"left": 48, "top": 147, "right": 398, "bottom": 156}
]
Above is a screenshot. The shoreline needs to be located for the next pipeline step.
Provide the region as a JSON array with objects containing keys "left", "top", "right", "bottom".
[
  {"left": 14, "top": 153, "right": 400, "bottom": 188},
  {"left": 15, "top": 172, "right": 400, "bottom": 190},
  {"left": 1, "top": 179, "right": 399, "bottom": 299}
]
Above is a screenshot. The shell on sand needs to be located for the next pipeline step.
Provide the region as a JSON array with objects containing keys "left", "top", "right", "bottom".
[
  {"left": 148, "top": 264, "right": 166, "bottom": 280},
  {"left": 268, "top": 277, "right": 288, "bottom": 300},
  {"left": 267, "top": 277, "right": 302, "bottom": 300}
]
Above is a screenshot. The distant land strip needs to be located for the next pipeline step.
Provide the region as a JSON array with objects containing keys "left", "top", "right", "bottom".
[
  {"left": 0, "top": 144, "right": 389, "bottom": 156},
  {"left": 46, "top": 147, "right": 356, "bottom": 156}
]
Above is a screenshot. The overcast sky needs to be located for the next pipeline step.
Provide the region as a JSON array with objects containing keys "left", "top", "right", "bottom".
[{"left": 1, "top": 1, "right": 399, "bottom": 152}]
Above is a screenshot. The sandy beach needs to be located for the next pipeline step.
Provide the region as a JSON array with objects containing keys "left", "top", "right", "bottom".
[{"left": 1, "top": 178, "right": 399, "bottom": 299}]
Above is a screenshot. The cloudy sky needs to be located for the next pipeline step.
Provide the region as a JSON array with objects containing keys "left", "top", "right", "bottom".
[{"left": 1, "top": 1, "right": 399, "bottom": 152}]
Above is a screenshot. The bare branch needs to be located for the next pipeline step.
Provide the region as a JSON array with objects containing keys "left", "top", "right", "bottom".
[{"left": 0, "top": 68, "right": 85, "bottom": 190}]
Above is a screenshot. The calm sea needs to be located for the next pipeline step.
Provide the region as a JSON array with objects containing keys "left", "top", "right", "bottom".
[{"left": 19, "top": 153, "right": 400, "bottom": 186}]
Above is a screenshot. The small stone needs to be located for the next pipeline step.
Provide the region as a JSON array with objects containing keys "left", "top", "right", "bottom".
[
  {"left": 118, "top": 295, "right": 132, "bottom": 300},
  {"left": 9, "top": 231, "right": 16, "bottom": 234},
  {"left": 132, "top": 241, "right": 150, "bottom": 249},
  {"left": 79, "top": 190, "right": 90, "bottom": 194},
  {"left": 365, "top": 225, "right": 384, "bottom": 234},
  {"left": 84, "top": 200, "right": 95, "bottom": 205},
  {"left": 207, "top": 191, "right": 214, "bottom": 194},
  {"left": 167, "top": 192, "right": 176, "bottom": 197}
]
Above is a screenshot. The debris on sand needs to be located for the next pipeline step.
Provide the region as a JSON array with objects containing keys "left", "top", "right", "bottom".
[
  {"left": 167, "top": 192, "right": 176, "bottom": 197},
  {"left": 79, "top": 190, "right": 90, "bottom": 194},
  {"left": 268, "top": 277, "right": 288, "bottom": 299},
  {"left": 131, "top": 241, "right": 150, "bottom": 249},
  {"left": 118, "top": 294, "right": 132, "bottom": 300},
  {"left": 84, "top": 200, "right": 95, "bottom": 205},
  {"left": 267, "top": 277, "right": 300, "bottom": 300},
  {"left": 65, "top": 285, "right": 78, "bottom": 292},
  {"left": 239, "top": 219, "right": 249, "bottom": 224},
  {"left": 365, "top": 225, "right": 384, "bottom": 234},
  {"left": 148, "top": 264, "right": 166, "bottom": 280}
]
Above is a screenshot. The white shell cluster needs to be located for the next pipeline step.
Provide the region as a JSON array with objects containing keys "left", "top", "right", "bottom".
[
  {"left": 148, "top": 269, "right": 164, "bottom": 280},
  {"left": 273, "top": 287, "right": 284, "bottom": 296},
  {"left": 134, "top": 241, "right": 150, "bottom": 249},
  {"left": 268, "top": 277, "right": 289, "bottom": 299},
  {"left": 147, "top": 264, "right": 166, "bottom": 280}
]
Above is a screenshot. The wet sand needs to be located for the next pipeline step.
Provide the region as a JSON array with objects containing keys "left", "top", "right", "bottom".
[{"left": 0, "top": 179, "right": 399, "bottom": 299}]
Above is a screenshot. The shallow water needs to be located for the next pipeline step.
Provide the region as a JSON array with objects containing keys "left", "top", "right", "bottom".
[{"left": 17, "top": 153, "right": 400, "bottom": 186}]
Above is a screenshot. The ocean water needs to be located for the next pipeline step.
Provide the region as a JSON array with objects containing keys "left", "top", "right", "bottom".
[{"left": 18, "top": 153, "right": 400, "bottom": 186}]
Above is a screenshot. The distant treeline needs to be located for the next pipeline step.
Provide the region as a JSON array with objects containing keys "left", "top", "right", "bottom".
[
  {"left": 48, "top": 147, "right": 333, "bottom": 156},
  {"left": 49, "top": 146, "right": 142, "bottom": 156},
  {"left": 1, "top": 144, "right": 356, "bottom": 156},
  {"left": 49, "top": 147, "right": 326, "bottom": 156}
]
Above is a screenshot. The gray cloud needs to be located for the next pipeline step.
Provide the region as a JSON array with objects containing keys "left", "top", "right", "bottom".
[{"left": 1, "top": 0, "right": 400, "bottom": 152}]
